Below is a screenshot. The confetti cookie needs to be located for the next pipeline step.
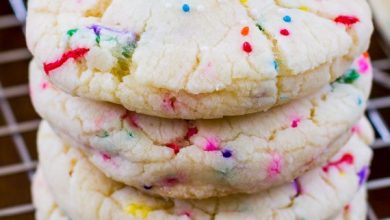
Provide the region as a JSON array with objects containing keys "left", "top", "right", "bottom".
[
  {"left": 26, "top": 0, "right": 373, "bottom": 119},
  {"left": 32, "top": 168, "right": 368, "bottom": 220},
  {"left": 368, "top": 0, "right": 390, "bottom": 46},
  {"left": 30, "top": 54, "right": 373, "bottom": 199},
  {"left": 36, "top": 120, "right": 372, "bottom": 220}
]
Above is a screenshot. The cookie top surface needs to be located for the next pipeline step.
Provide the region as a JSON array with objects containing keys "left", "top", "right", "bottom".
[
  {"left": 37, "top": 120, "right": 372, "bottom": 220},
  {"left": 26, "top": 0, "right": 373, "bottom": 119},
  {"left": 30, "top": 54, "right": 373, "bottom": 198}
]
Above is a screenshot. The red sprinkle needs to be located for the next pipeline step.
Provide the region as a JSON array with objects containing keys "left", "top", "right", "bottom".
[
  {"left": 322, "top": 153, "right": 354, "bottom": 172},
  {"left": 241, "top": 26, "right": 250, "bottom": 36},
  {"left": 166, "top": 143, "right": 181, "bottom": 154},
  {"left": 43, "top": 48, "right": 90, "bottom": 75},
  {"left": 163, "top": 177, "right": 179, "bottom": 186},
  {"left": 185, "top": 127, "right": 198, "bottom": 139},
  {"left": 280, "top": 29, "right": 290, "bottom": 36},
  {"left": 334, "top": 15, "right": 359, "bottom": 26},
  {"left": 121, "top": 111, "right": 139, "bottom": 128},
  {"left": 242, "top": 41, "right": 253, "bottom": 53},
  {"left": 101, "top": 152, "right": 111, "bottom": 161},
  {"left": 291, "top": 118, "right": 300, "bottom": 128}
]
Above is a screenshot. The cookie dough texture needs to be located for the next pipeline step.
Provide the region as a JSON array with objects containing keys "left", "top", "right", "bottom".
[
  {"left": 36, "top": 120, "right": 372, "bottom": 220},
  {"left": 30, "top": 54, "right": 373, "bottom": 199},
  {"left": 32, "top": 168, "right": 368, "bottom": 220},
  {"left": 369, "top": 0, "right": 390, "bottom": 46},
  {"left": 26, "top": 0, "right": 373, "bottom": 119}
]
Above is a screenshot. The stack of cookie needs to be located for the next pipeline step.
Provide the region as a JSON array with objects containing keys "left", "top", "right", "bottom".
[{"left": 26, "top": 0, "right": 375, "bottom": 219}]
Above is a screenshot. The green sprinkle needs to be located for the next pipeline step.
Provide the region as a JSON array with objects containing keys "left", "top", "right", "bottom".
[
  {"left": 337, "top": 69, "right": 360, "bottom": 84},
  {"left": 256, "top": 23, "right": 264, "bottom": 32},
  {"left": 127, "top": 131, "right": 134, "bottom": 138},
  {"left": 95, "top": 35, "right": 101, "bottom": 44},
  {"left": 122, "top": 42, "right": 137, "bottom": 58},
  {"left": 67, "top": 29, "right": 79, "bottom": 37},
  {"left": 97, "top": 130, "right": 109, "bottom": 138}
]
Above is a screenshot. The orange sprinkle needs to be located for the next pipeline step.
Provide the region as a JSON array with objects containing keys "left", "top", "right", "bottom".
[{"left": 241, "top": 26, "right": 250, "bottom": 36}]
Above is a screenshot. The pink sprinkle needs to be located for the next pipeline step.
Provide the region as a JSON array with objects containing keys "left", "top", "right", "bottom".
[
  {"left": 163, "top": 177, "right": 179, "bottom": 187},
  {"left": 358, "top": 58, "right": 369, "bottom": 73},
  {"left": 40, "top": 81, "right": 49, "bottom": 90},
  {"left": 351, "top": 125, "right": 361, "bottom": 134},
  {"left": 121, "top": 111, "right": 139, "bottom": 128},
  {"left": 181, "top": 211, "right": 192, "bottom": 218},
  {"left": 291, "top": 118, "right": 301, "bottom": 128},
  {"left": 267, "top": 153, "right": 282, "bottom": 178},
  {"left": 322, "top": 153, "right": 354, "bottom": 172},
  {"left": 162, "top": 96, "right": 176, "bottom": 111},
  {"left": 101, "top": 152, "right": 111, "bottom": 161},
  {"left": 204, "top": 137, "right": 220, "bottom": 151}
]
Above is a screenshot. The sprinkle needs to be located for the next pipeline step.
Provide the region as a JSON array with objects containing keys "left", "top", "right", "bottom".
[
  {"left": 267, "top": 153, "right": 282, "bottom": 178},
  {"left": 293, "top": 179, "right": 302, "bottom": 197},
  {"left": 351, "top": 125, "right": 361, "bottom": 134},
  {"left": 291, "top": 118, "right": 300, "bottom": 128},
  {"left": 334, "top": 15, "right": 360, "bottom": 26},
  {"left": 280, "top": 29, "right": 290, "bottom": 36},
  {"left": 101, "top": 152, "right": 111, "bottom": 162},
  {"left": 162, "top": 96, "right": 176, "bottom": 111},
  {"left": 66, "top": 28, "right": 78, "bottom": 37},
  {"left": 181, "top": 211, "right": 192, "bottom": 217},
  {"left": 240, "top": 0, "right": 248, "bottom": 4},
  {"left": 242, "top": 41, "right": 253, "bottom": 53},
  {"left": 322, "top": 153, "right": 354, "bottom": 172},
  {"left": 166, "top": 143, "right": 181, "bottom": 154},
  {"left": 143, "top": 185, "right": 153, "bottom": 190},
  {"left": 221, "top": 149, "right": 232, "bottom": 158},
  {"left": 125, "top": 203, "right": 153, "bottom": 219},
  {"left": 43, "top": 48, "right": 90, "bottom": 75},
  {"left": 363, "top": 52, "right": 369, "bottom": 58},
  {"left": 256, "top": 24, "right": 264, "bottom": 32},
  {"left": 163, "top": 177, "right": 179, "bottom": 186},
  {"left": 358, "top": 58, "right": 369, "bottom": 73},
  {"left": 121, "top": 112, "right": 139, "bottom": 128},
  {"left": 298, "top": 6, "right": 310, "bottom": 11},
  {"left": 182, "top": 4, "right": 190, "bottom": 12},
  {"left": 273, "top": 60, "right": 279, "bottom": 71},
  {"left": 204, "top": 138, "right": 220, "bottom": 151},
  {"left": 336, "top": 69, "right": 360, "bottom": 84},
  {"left": 283, "top": 15, "right": 292, "bottom": 23},
  {"left": 357, "top": 96, "right": 363, "bottom": 106},
  {"left": 185, "top": 127, "right": 198, "bottom": 139},
  {"left": 357, "top": 166, "right": 369, "bottom": 186},
  {"left": 127, "top": 131, "right": 134, "bottom": 138},
  {"left": 241, "top": 26, "right": 250, "bottom": 36}
]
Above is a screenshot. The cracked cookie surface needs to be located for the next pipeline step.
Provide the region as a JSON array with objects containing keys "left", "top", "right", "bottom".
[
  {"left": 30, "top": 54, "right": 373, "bottom": 198},
  {"left": 35, "top": 120, "right": 372, "bottom": 220},
  {"left": 26, "top": 0, "right": 373, "bottom": 119}
]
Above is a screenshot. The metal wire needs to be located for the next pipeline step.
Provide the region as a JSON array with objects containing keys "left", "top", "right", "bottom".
[{"left": 0, "top": 0, "right": 389, "bottom": 219}]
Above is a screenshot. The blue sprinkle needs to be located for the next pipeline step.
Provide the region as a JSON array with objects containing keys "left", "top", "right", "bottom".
[
  {"left": 283, "top": 15, "right": 292, "bottom": 23},
  {"left": 143, "top": 185, "right": 153, "bottom": 190},
  {"left": 357, "top": 96, "right": 363, "bottom": 106},
  {"left": 273, "top": 60, "right": 279, "bottom": 71},
  {"left": 182, "top": 4, "right": 190, "bottom": 12},
  {"left": 222, "top": 149, "right": 232, "bottom": 158}
]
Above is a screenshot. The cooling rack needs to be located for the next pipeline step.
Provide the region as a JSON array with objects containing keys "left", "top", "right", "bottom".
[{"left": 0, "top": 1, "right": 389, "bottom": 219}]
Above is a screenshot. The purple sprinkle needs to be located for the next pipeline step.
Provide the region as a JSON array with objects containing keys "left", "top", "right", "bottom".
[
  {"left": 221, "top": 149, "right": 232, "bottom": 158},
  {"left": 293, "top": 179, "right": 302, "bottom": 197},
  {"left": 143, "top": 185, "right": 153, "bottom": 190},
  {"left": 357, "top": 166, "right": 369, "bottom": 186},
  {"left": 88, "top": 24, "right": 135, "bottom": 39}
]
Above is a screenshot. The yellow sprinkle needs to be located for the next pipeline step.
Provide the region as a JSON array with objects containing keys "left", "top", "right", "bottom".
[
  {"left": 339, "top": 171, "right": 346, "bottom": 176},
  {"left": 125, "top": 203, "right": 153, "bottom": 219},
  {"left": 298, "top": 6, "right": 310, "bottom": 11},
  {"left": 240, "top": 0, "right": 248, "bottom": 4}
]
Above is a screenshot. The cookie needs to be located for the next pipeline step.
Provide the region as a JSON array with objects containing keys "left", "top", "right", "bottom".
[
  {"left": 26, "top": 0, "right": 373, "bottom": 119},
  {"left": 36, "top": 120, "right": 372, "bottom": 220},
  {"left": 368, "top": 0, "right": 390, "bottom": 46},
  {"left": 30, "top": 54, "right": 373, "bottom": 199},
  {"left": 32, "top": 167, "right": 368, "bottom": 220}
]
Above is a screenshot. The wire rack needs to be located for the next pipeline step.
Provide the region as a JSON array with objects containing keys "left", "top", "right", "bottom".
[{"left": 0, "top": 1, "right": 389, "bottom": 220}]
